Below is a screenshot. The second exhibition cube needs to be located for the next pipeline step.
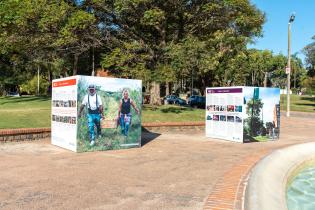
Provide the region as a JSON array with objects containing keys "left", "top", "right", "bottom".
[{"left": 206, "top": 86, "right": 280, "bottom": 143}]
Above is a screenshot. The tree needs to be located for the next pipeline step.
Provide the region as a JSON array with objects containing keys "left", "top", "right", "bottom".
[
  {"left": 0, "top": 0, "right": 104, "bottom": 84},
  {"left": 100, "top": 0, "right": 264, "bottom": 104},
  {"left": 303, "top": 35, "right": 315, "bottom": 95},
  {"left": 245, "top": 98, "right": 264, "bottom": 136}
]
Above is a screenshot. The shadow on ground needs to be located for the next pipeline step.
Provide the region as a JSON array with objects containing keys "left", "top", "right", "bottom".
[
  {"left": 243, "top": 134, "right": 259, "bottom": 143},
  {"left": 0, "top": 96, "right": 50, "bottom": 105},
  {"left": 300, "top": 96, "right": 315, "bottom": 102},
  {"left": 295, "top": 103, "right": 315, "bottom": 107},
  {"left": 141, "top": 127, "right": 161, "bottom": 146},
  {"left": 160, "top": 106, "right": 194, "bottom": 113}
]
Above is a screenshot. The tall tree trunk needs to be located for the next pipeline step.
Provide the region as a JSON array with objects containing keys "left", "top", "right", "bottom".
[
  {"left": 150, "top": 81, "right": 161, "bottom": 105},
  {"left": 264, "top": 72, "right": 268, "bottom": 87},
  {"left": 201, "top": 78, "right": 206, "bottom": 96},
  {"left": 73, "top": 54, "right": 79, "bottom": 76},
  {"left": 166, "top": 82, "right": 170, "bottom": 96}
]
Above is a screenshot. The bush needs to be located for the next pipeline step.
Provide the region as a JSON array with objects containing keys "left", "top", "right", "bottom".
[{"left": 20, "top": 76, "right": 50, "bottom": 95}]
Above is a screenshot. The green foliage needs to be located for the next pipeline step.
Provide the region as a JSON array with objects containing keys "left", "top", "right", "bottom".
[
  {"left": 101, "top": 0, "right": 265, "bottom": 91},
  {"left": 142, "top": 8, "right": 165, "bottom": 26},
  {"left": 20, "top": 75, "right": 50, "bottom": 95},
  {"left": 304, "top": 36, "right": 315, "bottom": 72},
  {"left": 244, "top": 98, "right": 264, "bottom": 136},
  {"left": 101, "top": 41, "right": 151, "bottom": 81}
]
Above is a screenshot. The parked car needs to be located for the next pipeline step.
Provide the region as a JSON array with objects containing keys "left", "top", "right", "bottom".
[
  {"left": 174, "top": 97, "right": 187, "bottom": 106},
  {"left": 164, "top": 95, "right": 187, "bottom": 106},
  {"left": 188, "top": 95, "right": 205, "bottom": 108}
]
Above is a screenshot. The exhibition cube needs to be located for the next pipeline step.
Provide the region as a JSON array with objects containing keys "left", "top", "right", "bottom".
[
  {"left": 206, "top": 86, "right": 280, "bottom": 143},
  {"left": 51, "top": 76, "right": 142, "bottom": 152}
]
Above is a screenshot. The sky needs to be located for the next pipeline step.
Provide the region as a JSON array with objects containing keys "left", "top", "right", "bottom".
[
  {"left": 248, "top": 0, "right": 315, "bottom": 63},
  {"left": 244, "top": 87, "right": 280, "bottom": 123},
  {"left": 80, "top": 76, "right": 142, "bottom": 92}
]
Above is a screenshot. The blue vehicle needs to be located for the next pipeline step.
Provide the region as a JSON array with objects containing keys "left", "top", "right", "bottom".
[
  {"left": 164, "top": 95, "right": 187, "bottom": 106},
  {"left": 188, "top": 95, "right": 205, "bottom": 108}
]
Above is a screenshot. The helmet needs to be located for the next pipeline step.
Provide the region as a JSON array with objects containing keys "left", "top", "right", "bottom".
[{"left": 88, "top": 84, "right": 96, "bottom": 96}]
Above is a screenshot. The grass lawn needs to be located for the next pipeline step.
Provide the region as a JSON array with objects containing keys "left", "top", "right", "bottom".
[
  {"left": 0, "top": 96, "right": 205, "bottom": 129},
  {"left": 142, "top": 105, "right": 205, "bottom": 123},
  {"left": 280, "top": 94, "right": 315, "bottom": 112},
  {"left": 1, "top": 95, "right": 313, "bottom": 129},
  {"left": 0, "top": 96, "right": 51, "bottom": 129}
]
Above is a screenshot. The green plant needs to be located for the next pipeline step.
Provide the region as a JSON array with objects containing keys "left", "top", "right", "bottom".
[{"left": 20, "top": 76, "right": 50, "bottom": 95}]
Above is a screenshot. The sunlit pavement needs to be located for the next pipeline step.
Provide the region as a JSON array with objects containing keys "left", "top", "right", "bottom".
[{"left": 0, "top": 114, "right": 314, "bottom": 210}]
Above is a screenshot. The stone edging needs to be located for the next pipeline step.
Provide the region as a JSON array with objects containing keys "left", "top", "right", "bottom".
[{"left": 245, "top": 142, "right": 315, "bottom": 210}]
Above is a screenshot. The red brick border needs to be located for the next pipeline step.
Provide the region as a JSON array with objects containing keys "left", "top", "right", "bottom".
[
  {"left": 0, "top": 128, "right": 51, "bottom": 143},
  {"left": 203, "top": 149, "right": 271, "bottom": 210},
  {"left": 0, "top": 128, "right": 50, "bottom": 135}
]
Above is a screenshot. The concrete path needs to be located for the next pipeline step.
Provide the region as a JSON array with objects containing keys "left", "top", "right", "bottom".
[{"left": 0, "top": 116, "right": 314, "bottom": 210}]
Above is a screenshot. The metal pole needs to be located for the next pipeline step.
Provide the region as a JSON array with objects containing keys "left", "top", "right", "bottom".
[
  {"left": 191, "top": 68, "right": 193, "bottom": 95},
  {"left": 37, "top": 65, "right": 40, "bottom": 95},
  {"left": 92, "top": 47, "right": 95, "bottom": 76},
  {"left": 294, "top": 64, "right": 296, "bottom": 89},
  {"left": 286, "top": 22, "right": 291, "bottom": 117}
]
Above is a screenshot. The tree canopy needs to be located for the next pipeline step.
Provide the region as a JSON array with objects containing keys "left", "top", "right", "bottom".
[{"left": 0, "top": 0, "right": 310, "bottom": 100}]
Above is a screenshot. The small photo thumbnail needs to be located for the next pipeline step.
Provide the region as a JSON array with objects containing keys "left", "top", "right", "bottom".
[
  {"left": 235, "top": 106, "right": 242, "bottom": 112},
  {"left": 227, "top": 105, "right": 235, "bottom": 112},
  {"left": 213, "top": 115, "right": 219, "bottom": 121},
  {"left": 227, "top": 116, "right": 235, "bottom": 122},
  {"left": 235, "top": 116, "right": 242, "bottom": 123},
  {"left": 220, "top": 115, "right": 226, "bottom": 121}
]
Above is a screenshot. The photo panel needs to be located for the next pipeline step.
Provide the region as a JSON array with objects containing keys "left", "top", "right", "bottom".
[{"left": 77, "top": 76, "right": 142, "bottom": 152}]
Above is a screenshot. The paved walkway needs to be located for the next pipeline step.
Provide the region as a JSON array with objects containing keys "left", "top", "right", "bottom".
[{"left": 0, "top": 115, "right": 314, "bottom": 210}]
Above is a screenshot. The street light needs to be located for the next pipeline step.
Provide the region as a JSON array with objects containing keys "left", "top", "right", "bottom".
[{"left": 286, "top": 13, "right": 295, "bottom": 117}]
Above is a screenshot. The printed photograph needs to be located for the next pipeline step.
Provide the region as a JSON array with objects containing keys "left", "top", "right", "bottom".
[
  {"left": 207, "top": 115, "right": 213, "bottom": 120},
  {"left": 227, "top": 105, "right": 235, "bottom": 112},
  {"left": 235, "top": 116, "right": 242, "bottom": 123},
  {"left": 243, "top": 87, "right": 280, "bottom": 142},
  {"left": 71, "top": 117, "right": 76, "bottom": 124},
  {"left": 219, "top": 106, "right": 226, "bottom": 112},
  {"left": 77, "top": 76, "right": 142, "bottom": 152},
  {"left": 235, "top": 105, "right": 242, "bottom": 112},
  {"left": 227, "top": 116, "right": 235, "bottom": 122},
  {"left": 213, "top": 115, "right": 219, "bottom": 121},
  {"left": 220, "top": 115, "right": 226, "bottom": 121},
  {"left": 207, "top": 105, "right": 215, "bottom": 111}
]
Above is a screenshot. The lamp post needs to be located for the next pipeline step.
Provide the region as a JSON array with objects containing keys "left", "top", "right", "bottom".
[{"left": 286, "top": 13, "right": 295, "bottom": 117}]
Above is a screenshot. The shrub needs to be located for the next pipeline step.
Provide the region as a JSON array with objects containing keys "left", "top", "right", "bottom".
[{"left": 20, "top": 76, "right": 50, "bottom": 95}]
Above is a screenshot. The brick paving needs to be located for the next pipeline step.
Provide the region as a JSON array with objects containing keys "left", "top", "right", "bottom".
[
  {"left": 203, "top": 149, "right": 270, "bottom": 210},
  {"left": 0, "top": 115, "right": 314, "bottom": 209}
]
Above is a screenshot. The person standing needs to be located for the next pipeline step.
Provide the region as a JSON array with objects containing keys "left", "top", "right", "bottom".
[
  {"left": 118, "top": 89, "right": 139, "bottom": 136},
  {"left": 78, "top": 84, "right": 104, "bottom": 146}
]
